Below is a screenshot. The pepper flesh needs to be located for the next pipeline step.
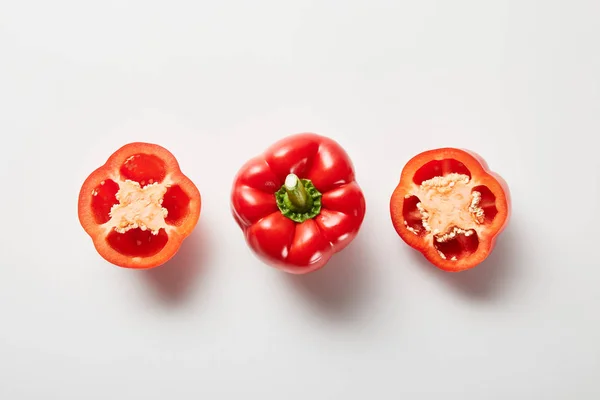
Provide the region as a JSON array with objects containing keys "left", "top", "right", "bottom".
[
  {"left": 231, "top": 133, "right": 366, "bottom": 274},
  {"left": 390, "top": 148, "right": 510, "bottom": 272},
  {"left": 78, "top": 142, "right": 201, "bottom": 269}
]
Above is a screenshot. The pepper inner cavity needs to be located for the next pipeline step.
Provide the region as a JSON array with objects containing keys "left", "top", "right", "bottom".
[
  {"left": 107, "top": 180, "right": 169, "bottom": 235},
  {"left": 405, "top": 173, "right": 484, "bottom": 243}
]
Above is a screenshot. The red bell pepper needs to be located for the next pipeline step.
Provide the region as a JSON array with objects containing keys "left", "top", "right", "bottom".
[
  {"left": 390, "top": 148, "right": 510, "bottom": 272},
  {"left": 231, "top": 133, "right": 366, "bottom": 274},
  {"left": 78, "top": 142, "right": 201, "bottom": 269}
]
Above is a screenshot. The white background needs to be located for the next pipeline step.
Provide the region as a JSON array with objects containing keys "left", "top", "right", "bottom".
[{"left": 1, "top": 1, "right": 599, "bottom": 399}]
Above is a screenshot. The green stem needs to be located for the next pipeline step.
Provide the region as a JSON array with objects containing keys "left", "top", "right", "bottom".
[
  {"left": 275, "top": 174, "right": 322, "bottom": 223},
  {"left": 284, "top": 174, "right": 312, "bottom": 212}
]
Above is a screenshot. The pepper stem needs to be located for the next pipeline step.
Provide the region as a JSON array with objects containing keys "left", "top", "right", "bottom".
[
  {"left": 284, "top": 174, "right": 313, "bottom": 212},
  {"left": 275, "top": 174, "right": 323, "bottom": 223}
]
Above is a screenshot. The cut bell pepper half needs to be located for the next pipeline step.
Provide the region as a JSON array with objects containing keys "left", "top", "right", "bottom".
[
  {"left": 231, "top": 133, "right": 366, "bottom": 274},
  {"left": 78, "top": 142, "right": 201, "bottom": 269},
  {"left": 390, "top": 148, "right": 510, "bottom": 272}
]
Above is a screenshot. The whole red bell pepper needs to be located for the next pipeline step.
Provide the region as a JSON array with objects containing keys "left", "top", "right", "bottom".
[{"left": 231, "top": 133, "right": 366, "bottom": 274}]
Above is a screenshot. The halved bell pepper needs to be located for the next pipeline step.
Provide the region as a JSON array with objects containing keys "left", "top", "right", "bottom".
[
  {"left": 390, "top": 148, "right": 510, "bottom": 272},
  {"left": 231, "top": 133, "right": 366, "bottom": 274},
  {"left": 78, "top": 142, "right": 201, "bottom": 269}
]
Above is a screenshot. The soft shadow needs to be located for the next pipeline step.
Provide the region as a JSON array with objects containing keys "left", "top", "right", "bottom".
[
  {"left": 413, "top": 225, "right": 521, "bottom": 301},
  {"left": 286, "top": 237, "right": 374, "bottom": 319},
  {"left": 141, "top": 224, "right": 209, "bottom": 305}
]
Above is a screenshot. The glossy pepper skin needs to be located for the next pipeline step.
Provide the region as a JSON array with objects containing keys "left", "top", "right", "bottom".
[{"left": 231, "top": 133, "right": 366, "bottom": 274}]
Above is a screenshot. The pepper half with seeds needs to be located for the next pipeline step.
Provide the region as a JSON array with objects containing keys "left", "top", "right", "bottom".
[
  {"left": 390, "top": 148, "right": 510, "bottom": 272},
  {"left": 78, "top": 142, "right": 201, "bottom": 269}
]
